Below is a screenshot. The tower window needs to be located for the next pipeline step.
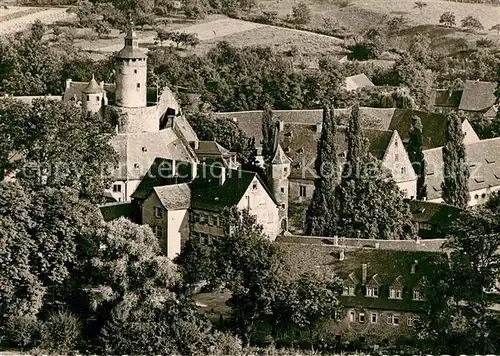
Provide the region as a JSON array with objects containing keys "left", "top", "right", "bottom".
[
  {"left": 134, "top": 69, "right": 137, "bottom": 74},
  {"left": 96, "top": 96, "right": 100, "bottom": 102},
  {"left": 86, "top": 95, "right": 90, "bottom": 101},
  {"left": 299, "top": 185, "right": 307, "bottom": 197},
  {"left": 136, "top": 83, "right": 141, "bottom": 89},
  {"left": 281, "top": 187, "right": 285, "bottom": 193}
]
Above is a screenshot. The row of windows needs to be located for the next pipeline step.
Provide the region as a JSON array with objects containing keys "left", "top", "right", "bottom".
[
  {"left": 343, "top": 286, "right": 423, "bottom": 301},
  {"left": 348, "top": 311, "right": 419, "bottom": 327},
  {"left": 192, "top": 213, "right": 222, "bottom": 227}
]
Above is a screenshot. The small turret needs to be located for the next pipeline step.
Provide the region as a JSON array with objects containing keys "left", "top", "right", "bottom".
[
  {"left": 266, "top": 134, "right": 291, "bottom": 232},
  {"left": 82, "top": 74, "right": 104, "bottom": 114}
]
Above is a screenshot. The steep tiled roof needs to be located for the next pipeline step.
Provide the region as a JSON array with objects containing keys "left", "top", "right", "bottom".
[
  {"left": 434, "top": 89, "right": 462, "bottom": 108},
  {"left": 154, "top": 183, "right": 191, "bottom": 210},
  {"left": 388, "top": 109, "right": 455, "bottom": 150},
  {"left": 280, "top": 244, "right": 447, "bottom": 311},
  {"left": 99, "top": 202, "right": 134, "bottom": 221},
  {"left": 408, "top": 200, "right": 461, "bottom": 229},
  {"left": 278, "top": 123, "right": 394, "bottom": 180},
  {"left": 63, "top": 81, "right": 115, "bottom": 102},
  {"left": 215, "top": 108, "right": 396, "bottom": 149},
  {"left": 131, "top": 157, "right": 195, "bottom": 200},
  {"left": 271, "top": 143, "right": 292, "bottom": 165},
  {"left": 423, "top": 137, "right": 500, "bottom": 200},
  {"left": 111, "top": 129, "right": 196, "bottom": 181},
  {"left": 195, "top": 141, "right": 234, "bottom": 156},
  {"left": 458, "top": 80, "right": 497, "bottom": 112},
  {"left": 345, "top": 73, "right": 375, "bottom": 91},
  {"left": 83, "top": 77, "right": 104, "bottom": 94}
]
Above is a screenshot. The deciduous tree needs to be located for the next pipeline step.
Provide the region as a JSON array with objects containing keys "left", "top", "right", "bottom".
[
  {"left": 461, "top": 15, "right": 483, "bottom": 32},
  {"left": 439, "top": 11, "right": 456, "bottom": 27}
]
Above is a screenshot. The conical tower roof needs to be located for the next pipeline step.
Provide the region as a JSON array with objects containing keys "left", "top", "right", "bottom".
[
  {"left": 116, "top": 23, "right": 147, "bottom": 60},
  {"left": 82, "top": 76, "right": 104, "bottom": 94},
  {"left": 271, "top": 143, "right": 291, "bottom": 165}
]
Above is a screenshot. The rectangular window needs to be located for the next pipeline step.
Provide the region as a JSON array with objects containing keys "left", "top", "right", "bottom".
[
  {"left": 401, "top": 167, "right": 406, "bottom": 175},
  {"left": 334, "top": 310, "right": 342, "bottom": 321},
  {"left": 134, "top": 69, "right": 137, "bottom": 74},
  {"left": 343, "top": 286, "right": 355, "bottom": 296},
  {"left": 208, "top": 215, "right": 213, "bottom": 226},
  {"left": 366, "top": 287, "right": 379, "bottom": 298},
  {"left": 281, "top": 187, "right": 285, "bottom": 193},
  {"left": 407, "top": 316, "right": 414, "bottom": 327},
  {"left": 419, "top": 223, "right": 432, "bottom": 231},
  {"left": 349, "top": 311, "right": 355, "bottom": 323},
  {"left": 413, "top": 289, "right": 423, "bottom": 300},
  {"left": 299, "top": 185, "right": 307, "bottom": 197},
  {"left": 371, "top": 313, "right": 377, "bottom": 323},
  {"left": 136, "top": 83, "right": 141, "bottom": 89},
  {"left": 154, "top": 225, "right": 163, "bottom": 238},
  {"left": 387, "top": 314, "right": 393, "bottom": 324},
  {"left": 215, "top": 216, "right": 220, "bottom": 227},
  {"left": 402, "top": 189, "right": 408, "bottom": 197},
  {"left": 359, "top": 312, "right": 365, "bottom": 323},
  {"left": 154, "top": 206, "right": 163, "bottom": 218},
  {"left": 393, "top": 314, "right": 400, "bottom": 325},
  {"left": 96, "top": 96, "right": 100, "bottom": 102},
  {"left": 284, "top": 167, "right": 287, "bottom": 173},
  {"left": 112, "top": 184, "right": 121, "bottom": 192},
  {"left": 389, "top": 288, "right": 402, "bottom": 299},
  {"left": 252, "top": 182, "right": 258, "bottom": 190},
  {"left": 86, "top": 95, "right": 90, "bottom": 101}
]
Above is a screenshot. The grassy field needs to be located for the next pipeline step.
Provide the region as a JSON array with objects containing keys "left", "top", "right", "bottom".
[{"left": 192, "top": 24, "right": 345, "bottom": 56}]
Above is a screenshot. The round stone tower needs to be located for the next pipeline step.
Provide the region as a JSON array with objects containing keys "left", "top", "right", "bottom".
[
  {"left": 81, "top": 75, "right": 104, "bottom": 114},
  {"left": 115, "top": 27, "right": 147, "bottom": 108}
]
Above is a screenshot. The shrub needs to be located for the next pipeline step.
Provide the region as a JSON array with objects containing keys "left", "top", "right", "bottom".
[
  {"left": 439, "top": 11, "right": 456, "bottom": 27},
  {"left": 4, "top": 315, "right": 40, "bottom": 348},
  {"left": 291, "top": 2, "right": 311, "bottom": 25},
  {"left": 40, "top": 310, "right": 81, "bottom": 354},
  {"left": 461, "top": 15, "right": 483, "bottom": 32}
]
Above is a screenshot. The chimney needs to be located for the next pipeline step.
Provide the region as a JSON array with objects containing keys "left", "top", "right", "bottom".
[
  {"left": 333, "top": 236, "right": 339, "bottom": 246},
  {"left": 232, "top": 117, "right": 238, "bottom": 123},
  {"left": 66, "top": 79, "right": 72, "bottom": 89},
  {"left": 362, "top": 263, "right": 367, "bottom": 285},
  {"left": 411, "top": 260, "right": 418, "bottom": 274},
  {"left": 374, "top": 242, "right": 379, "bottom": 249},
  {"left": 278, "top": 120, "right": 284, "bottom": 132},
  {"left": 219, "top": 166, "right": 226, "bottom": 185},
  {"left": 100, "top": 81, "right": 105, "bottom": 89},
  {"left": 316, "top": 122, "right": 322, "bottom": 134},
  {"left": 339, "top": 249, "right": 345, "bottom": 261},
  {"left": 171, "top": 159, "right": 176, "bottom": 177},
  {"left": 415, "top": 235, "right": 421, "bottom": 244}
]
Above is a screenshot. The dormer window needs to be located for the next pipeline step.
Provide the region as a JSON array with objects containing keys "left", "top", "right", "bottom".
[
  {"left": 366, "top": 287, "right": 379, "bottom": 298},
  {"left": 411, "top": 260, "right": 419, "bottom": 274},
  {"left": 389, "top": 288, "right": 403, "bottom": 299},
  {"left": 413, "top": 288, "right": 423, "bottom": 301},
  {"left": 343, "top": 286, "right": 355, "bottom": 296}
]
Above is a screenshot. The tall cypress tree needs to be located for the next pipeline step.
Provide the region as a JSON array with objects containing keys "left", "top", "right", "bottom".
[
  {"left": 305, "top": 106, "right": 338, "bottom": 236},
  {"left": 408, "top": 115, "right": 427, "bottom": 200},
  {"left": 441, "top": 112, "right": 470, "bottom": 209},
  {"left": 261, "top": 102, "right": 275, "bottom": 163},
  {"left": 330, "top": 103, "right": 416, "bottom": 240}
]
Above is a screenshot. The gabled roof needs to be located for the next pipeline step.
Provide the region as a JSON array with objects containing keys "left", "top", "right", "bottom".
[
  {"left": 366, "top": 273, "right": 382, "bottom": 287},
  {"left": 408, "top": 200, "right": 462, "bottom": 229},
  {"left": 345, "top": 73, "right": 375, "bottom": 91},
  {"left": 111, "top": 128, "right": 196, "bottom": 181},
  {"left": 190, "top": 165, "right": 277, "bottom": 212},
  {"left": 115, "top": 28, "right": 147, "bottom": 60},
  {"left": 344, "top": 271, "right": 359, "bottom": 286},
  {"left": 63, "top": 81, "right": 115, "bottom": 102},
  {"left": 390, "top": 275, "right": 406, "bottom": 288},
  {"left": 195, "top": 141, "right": 234, "bottom": 157},
  {"left": 434, "top": 89, "right": 463, "bottom": 108},
  {"left": 277, "top": 123, "right": 395, "bottom": 180},
  {"left": 99, "top": 202, "right": 134, "bottom": 222},
  {"left": 131, "top": 157, "right": 195, "bottom": 200},
  {"left": 458, "top": 80, "right": 497, "bottom": 112},
  {"left": 153, "top": 183, "right": 191, "bottom": 210},
  {"left": 424, "top": 137, "right": 500, "bottom": 200}
]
